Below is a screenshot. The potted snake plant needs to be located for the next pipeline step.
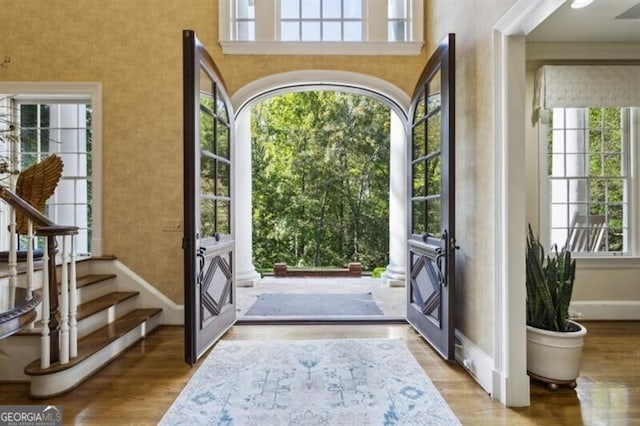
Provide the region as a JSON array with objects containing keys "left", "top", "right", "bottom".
[{"left": 525, "top": 225, "right": 587, "bottom": 390}]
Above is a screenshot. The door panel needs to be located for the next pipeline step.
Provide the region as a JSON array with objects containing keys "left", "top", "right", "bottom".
[
  {"left": 183, "top": 30, "right": 236, "bottom": 365},
  {"left": 407, "top": 34, "right": 456, "bottom": 360}
]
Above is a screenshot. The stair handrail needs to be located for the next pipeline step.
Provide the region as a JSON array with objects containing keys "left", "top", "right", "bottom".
[{"left": 0, "top": 186, "right": 79, "bottom": 367}]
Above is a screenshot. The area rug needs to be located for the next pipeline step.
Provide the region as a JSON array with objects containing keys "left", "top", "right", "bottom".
[
  {"left": 244, "top": 292, "right": 384, "bottom": 316},
  {"left": 159, "top": 338, "right": 461, "bottom": 425}
]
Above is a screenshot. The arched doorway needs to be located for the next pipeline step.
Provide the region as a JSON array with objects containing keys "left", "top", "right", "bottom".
[{"left": 230, "top": 72, "right": 410, "bottom": 316}]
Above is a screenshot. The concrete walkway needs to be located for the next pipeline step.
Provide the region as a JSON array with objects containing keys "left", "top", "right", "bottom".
[{"left": 236, "top": 276, "right": 406, "bottom": 318}]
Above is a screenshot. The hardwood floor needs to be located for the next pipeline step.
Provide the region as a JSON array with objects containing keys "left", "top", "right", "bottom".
[{"left": 0, "top": 321, "right": 637, "bottom": 425}]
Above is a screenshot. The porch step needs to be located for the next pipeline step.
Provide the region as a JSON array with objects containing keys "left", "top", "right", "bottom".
[{"left": 24, "top": 308, "right": 162, "bottom": 398}]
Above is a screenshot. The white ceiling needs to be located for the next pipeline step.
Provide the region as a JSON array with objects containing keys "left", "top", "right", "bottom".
[{"left": 527, "top": 0, "right": 640, "bottom": 43}]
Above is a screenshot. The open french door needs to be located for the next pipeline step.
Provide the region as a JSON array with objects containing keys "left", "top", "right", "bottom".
[
  {"left": 407, "top": 34, "right": 456, "bottom": 360},
  {"left": 183, "top": 30, "right": 235, "bottom": 365}
]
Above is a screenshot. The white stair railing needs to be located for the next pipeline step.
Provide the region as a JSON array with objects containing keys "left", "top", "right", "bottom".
[{"left": 0, "top": 188, "right": 79, "bottom": 370}]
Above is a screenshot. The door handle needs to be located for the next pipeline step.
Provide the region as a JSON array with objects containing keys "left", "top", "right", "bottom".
[
  {"left": 435, "top": 247, "right": 446, "bottom": 287},
  {"left": 196, "top": 247, "right": 206, "bottom": 286}
]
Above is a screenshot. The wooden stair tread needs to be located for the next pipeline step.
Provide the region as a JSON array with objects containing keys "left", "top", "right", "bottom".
[
  {"left": 24, "top": 308, "right": 162, "bottom": 376},
  {"left": 15, "top": 289, "right": 136, "bottom": 336},
  {"left": 58, "top": 274, "right": 116, "bottom": 290},
  {"left": 77, "top": 291, "right": 138, "bottom": 321}
]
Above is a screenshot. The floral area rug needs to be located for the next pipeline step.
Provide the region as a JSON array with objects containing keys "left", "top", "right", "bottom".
[{"left": 159, "top": 338, "right": 461, "bottom": 425}]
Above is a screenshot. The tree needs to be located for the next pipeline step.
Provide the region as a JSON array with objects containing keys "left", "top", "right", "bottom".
[{"left": 251, "top": 91, "right": 390, "bottom": 270}]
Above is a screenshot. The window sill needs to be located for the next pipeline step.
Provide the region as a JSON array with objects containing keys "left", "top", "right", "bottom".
[
  {"left": 574, "top": 255, "right": 640, "bottom": 270},
  {"left": 219, "top": 41, "right": 424, "bottom": 56}
]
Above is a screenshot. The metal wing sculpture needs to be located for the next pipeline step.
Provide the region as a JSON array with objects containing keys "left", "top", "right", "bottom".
[{"left": 14, "top": 154, "right": 64, "bottom": 235}]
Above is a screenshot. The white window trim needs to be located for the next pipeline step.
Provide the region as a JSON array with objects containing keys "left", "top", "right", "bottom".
[
  {"left": 218, "top": 0, "right": 423, "bottom": 55},
  {"left": 0, "top": 82, "right": 103, "bottom": 256},
  {"left": 538, "top": 107, "right": 640, "bottom": 259}
]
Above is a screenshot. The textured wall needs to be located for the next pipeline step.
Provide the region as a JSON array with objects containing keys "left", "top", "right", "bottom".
[
  {"left": 425, "top": 0, "right": 518, "bottom": 356},
  {"left": 0, "top": 0, "right": 431, "bottom": 303}
]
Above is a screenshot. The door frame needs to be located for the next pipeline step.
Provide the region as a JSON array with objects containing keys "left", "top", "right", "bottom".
[{"left": 492, "top": 0, "right": 565, "bottom": 407}]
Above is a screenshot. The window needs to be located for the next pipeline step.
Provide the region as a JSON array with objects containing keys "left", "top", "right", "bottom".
[
  {"left": 0, "top": 97, "right": 93, "bottom": 256},
  {"left": 220, "top": 0, "right": 423, "bottom": 55},
  {"left": 540, "top": 107, "right": 637, "bottom": 255},
  {"left": 280, "top": 0, "right": 363, "bottom": 42}
]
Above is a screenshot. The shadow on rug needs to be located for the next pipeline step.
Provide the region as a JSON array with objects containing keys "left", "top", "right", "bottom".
[
  {"left": 244, "top": 292, "right": 384, "bottom": 316},
  {"left": 160, "top": 338, "right": 461, "bottom": 425}
]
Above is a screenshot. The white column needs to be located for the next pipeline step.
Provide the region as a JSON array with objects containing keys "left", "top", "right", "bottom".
[
  {"left": 235, "top": 109, "right": 261, "bottom": 287},
  {"left": 381, "top": 111, "right": 406, "bottom": 287}
]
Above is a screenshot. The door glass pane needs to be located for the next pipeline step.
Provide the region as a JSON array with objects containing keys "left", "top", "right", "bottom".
[
  {"left": 426, "top": 198, "right": 441, "bottom": 237},
  {"left": 215, "top": 87, "right": 228, "bottom": 123},
  {"left": 414, "top": 92, "right": 425, "bottom": 121},
  {"left": 412, "top": 200, "right": 425, "bottom": 235},
  {"left": 412, "top": 121, "right": 425, "bottom": 159},
  {"left": 216, "top": 123, "right": 229, "bottom": 159},
  {"left": 216, "top": 200, "right": 231, "bottom": 234},
  {"left": 200, "top": 108, "right": 214, "bottom": 153},
  {"left": 200, "top": 199, "right": 215, "bottom": 238},
  {"left": 201, "top": 156, "right": 215, "bottom": 195},
  {"left": 427, "top": 112, "right": 441, "bottom": 155},
  {"left": 427, "top": 156, "right": 441, "bottom": 195},
  {"left": 216, "top": 161, "right": 230, "bottom": 197},
  {"left": 412, "top": 161, "right": 425, "bottom": 197},
  {"left": 427, "top": 69, "right": 441, "bottom": 115}
]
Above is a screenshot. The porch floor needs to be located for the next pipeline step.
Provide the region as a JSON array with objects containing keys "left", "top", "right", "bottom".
[{"left": 236, "top": 276, "right": 406, "bottom": 318}]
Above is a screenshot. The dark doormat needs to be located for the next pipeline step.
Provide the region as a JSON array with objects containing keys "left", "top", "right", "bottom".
[{"left": 244, "top": 292, "right": 384, "bottom": 316}]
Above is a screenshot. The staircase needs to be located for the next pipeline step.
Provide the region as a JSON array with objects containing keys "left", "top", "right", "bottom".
[{"left": 0, "top": 257, "right": 163, "bottom": 398}]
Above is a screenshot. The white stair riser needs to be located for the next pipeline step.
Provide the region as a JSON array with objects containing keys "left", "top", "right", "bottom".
[
  {"left": 75, "top": 279, "right": 116, "bottom": 305},
  {"left": 29, "top": 315, "right": 161, "bottom": 398},
  {"left": 76, "top": 297, "right": 137, "bottom": 338}
]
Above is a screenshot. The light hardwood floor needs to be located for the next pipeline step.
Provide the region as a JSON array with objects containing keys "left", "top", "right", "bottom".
[{"left": 0, "top": 321, "right": 638, "bottom": 425}]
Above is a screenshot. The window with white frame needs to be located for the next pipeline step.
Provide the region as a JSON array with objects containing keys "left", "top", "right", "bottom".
[
  {"left": 540, "top": 107, "right": 635, "bottom": 254},
  {"left": 220, "top": 0, "right": 423, "bottom": 55},
  {"left": 534, "top": 65, "right": 640, "bottom": 256},
  {"left": 0, "top": 97, "right": 93, "bottom": 256}
]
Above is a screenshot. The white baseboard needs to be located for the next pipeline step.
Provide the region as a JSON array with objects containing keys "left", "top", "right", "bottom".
[
  {"left": 88, "top": 259, "right": 184, "bottom": 325},
  {"left": 570, "top": 301, "right": 640, "bottom": 320},
  {"left": 454, "top": 330, "right": 493, "bottom": 395}
]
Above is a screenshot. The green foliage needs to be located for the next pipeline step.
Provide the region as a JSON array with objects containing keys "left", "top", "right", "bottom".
[
  {"left": 526, "top": 225, "right": 577, "bottom": 332},
  {"left": 251, "top": 92, "right": 390, "bottom": 270},
  {"left": 371, "top": 267, "right": 386, "bottom": 278}
]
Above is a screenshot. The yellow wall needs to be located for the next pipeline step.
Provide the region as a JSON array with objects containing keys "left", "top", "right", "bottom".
[
  {"left": 0, "top": 1, "right": 527, "bottom": 353},
  {"left": 0, "top": 0, "right": 430, "bottom": 304}
]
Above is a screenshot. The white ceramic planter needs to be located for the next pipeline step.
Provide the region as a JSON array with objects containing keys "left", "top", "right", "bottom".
[{"left": 526, "top": 320, "right": 587, "bottom": 388}]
